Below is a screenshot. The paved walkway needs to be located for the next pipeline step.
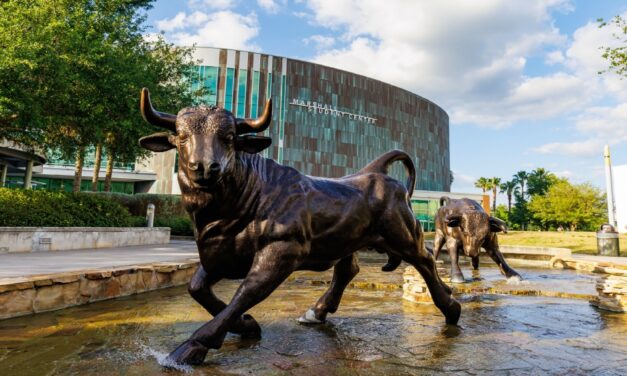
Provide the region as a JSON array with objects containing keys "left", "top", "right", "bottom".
[
  {"left": 1, "top": 242, "right": 626, "bottom": 280},
  {"left": 570, "top": 253, "right": 627, "bottom": 267},
  {"left": 0, "top": 240, "right": 199, "bottom": 279}
]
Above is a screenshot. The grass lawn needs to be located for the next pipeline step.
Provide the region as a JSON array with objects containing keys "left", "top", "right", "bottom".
[{"left": 423, "top": 230, "right": 627, "bottom": 256}]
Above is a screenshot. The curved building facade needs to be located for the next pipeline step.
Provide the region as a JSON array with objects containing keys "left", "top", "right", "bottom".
[{"left": 175, "top": 47, "right": 451, "bottom": 192}]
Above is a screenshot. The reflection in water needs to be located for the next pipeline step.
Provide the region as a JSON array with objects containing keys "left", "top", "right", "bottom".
[{"left": 0, "top": 268, "right": 626, "bottom": 375}]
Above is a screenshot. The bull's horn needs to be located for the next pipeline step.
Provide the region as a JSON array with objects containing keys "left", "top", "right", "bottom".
[
  {"left": 140, "top": 88, "right": 177, "bottom": 132},
  {"left": 236, "top": 99, "right": 272, "bottom": 134}
]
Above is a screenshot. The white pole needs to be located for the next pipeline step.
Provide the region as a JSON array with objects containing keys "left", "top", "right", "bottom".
[{"left": 604, "top": 145, "right": 617, "bottom": 227}]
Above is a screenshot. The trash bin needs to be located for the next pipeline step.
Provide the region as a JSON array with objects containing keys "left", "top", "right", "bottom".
[{"left": 597, "top": 224, "right": 620, "bottom": 257}]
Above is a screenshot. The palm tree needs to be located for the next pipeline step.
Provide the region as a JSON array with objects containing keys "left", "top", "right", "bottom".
[
  {"left": 512, "top": 171, "right": 529, "bottom": 200},
  {"left": 474, "top": 177, "right": 490, "bottom": 194},
  {"left": 500, "top": 180, "right": 517, "bottom": 212},
  {"left": 488, "top": 177, "right": 501, "bottom": 213}
]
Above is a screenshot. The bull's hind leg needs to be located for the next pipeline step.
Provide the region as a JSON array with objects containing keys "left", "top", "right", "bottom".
[
  {"left": 188, "top": 265, "right": 261, "bottom": 338},
  {"left": 298, "top": 254, "right": 359, "bottom": 324},
  {"left": 383, "top": 211, "right": 460, "bottom": 325}
]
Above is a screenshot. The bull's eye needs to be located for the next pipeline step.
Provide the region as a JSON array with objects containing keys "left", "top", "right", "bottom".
[{"left": 224, "top": 134, "right": 234, "bottom": 143}]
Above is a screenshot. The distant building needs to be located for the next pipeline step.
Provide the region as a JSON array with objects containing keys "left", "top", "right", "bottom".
[{"left": 3, "top": 47, "right": 486, "bottom": 228}]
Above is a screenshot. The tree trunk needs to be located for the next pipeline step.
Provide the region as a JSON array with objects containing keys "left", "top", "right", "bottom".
[
  {"left": 91, "top": 144, "right": 102, "bottom": 191},
  {"left": 507, "top": 193, "right": 512, "bottom": 212},
  {"left": 492, "top": 187, "right": 497, "bottom": 213},
  {"left": 104, "top": 150, "right": 114, "bottom": 192},
  {"left": 72, "top": 146, "right": 85, "bottom": 192}
]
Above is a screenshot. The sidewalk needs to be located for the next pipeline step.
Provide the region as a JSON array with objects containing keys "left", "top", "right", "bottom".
[
  {"left": 0, "top": 240, "right": 199, "bottom": 279},
  {"left": 0, "top": 241, "right": 201, "bottom": 320}
]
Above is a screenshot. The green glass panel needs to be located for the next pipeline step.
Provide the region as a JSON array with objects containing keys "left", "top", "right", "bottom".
[
  {"left": 250, "top": 70, "right": 260, "bottom": 116},
  {"left": 236, "top": 69, "right": 247, "bottom": 118},
  {"left": 224, "top": 68, "right": 235, "bottom": 112}
]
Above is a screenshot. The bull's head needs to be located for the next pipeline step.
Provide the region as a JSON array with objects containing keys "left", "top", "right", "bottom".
[
  {"left": 138, "top": 88, "right": 272, "bottom": 188},
  {"left": 445, "top": 212, "right": 508, "bottom": 256}
]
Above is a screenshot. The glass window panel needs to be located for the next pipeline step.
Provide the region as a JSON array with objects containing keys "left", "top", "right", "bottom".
[
  {"left": 236, "top": 69, "right": 247, "bottom": 118},
  {"left": 250, "top": 70, "right": 260, "bottom": 116},
  {"left": 224, "top": 68, "right": 235, "bottom": 111}
]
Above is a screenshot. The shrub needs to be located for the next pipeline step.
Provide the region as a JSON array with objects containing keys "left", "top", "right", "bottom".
[
  {"left": 0, "top": 188, "right": 134, "bottom": 227},
  {"left": 154, "top": 216, "right": 194, "bottom": 236},
  {"left": 97, "top": 192, "right": 186, "bottom": 217}
]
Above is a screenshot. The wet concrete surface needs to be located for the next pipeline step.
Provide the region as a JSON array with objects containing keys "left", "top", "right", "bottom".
[{"left": 0, "top": 265, "right": 626, "bottom": 375}]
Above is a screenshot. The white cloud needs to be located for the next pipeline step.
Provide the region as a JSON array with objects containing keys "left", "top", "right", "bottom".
[
  {"left": 533, "top": 103, "right": 627, "bottom": 157},
  {"left": 157, "top": 11, "right": 260, "bottom": 50},
  {"left": 303, "top": 0, "right": 579, "bottom": 127},
  {"left": 257, "top": 0, "right": 285, "bottom": 13},
  {"left": 555, "top": 170, "right": 574, "bottom": 178},
  {"left": 545, "top": 50, "right": 565, "bottom": 65},
  {"left": 533, "top": 140, "right": 606, "bottom": 157},
  {"left": 188, "top": 0, "right": 236, "bottom": 10},
  {"left": 303, "top": 34, "right": 335, "bottom": 50}
]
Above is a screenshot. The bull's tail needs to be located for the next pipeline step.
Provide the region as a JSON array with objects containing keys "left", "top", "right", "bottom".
[
  {"left": 359, "top": 150, "right": 416, "bottom": 202},
  {"left": 440, "top": 196, "right": 450, "bottom": 207}
]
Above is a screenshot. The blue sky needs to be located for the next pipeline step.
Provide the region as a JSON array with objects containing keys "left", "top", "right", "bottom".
[{"left": 143, "top": 0, "right": 627, "bottom": 198}]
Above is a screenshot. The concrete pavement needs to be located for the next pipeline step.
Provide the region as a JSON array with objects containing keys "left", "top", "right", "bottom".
[{"left": 0, "top": 240, "right": 199, "bottom": 279}]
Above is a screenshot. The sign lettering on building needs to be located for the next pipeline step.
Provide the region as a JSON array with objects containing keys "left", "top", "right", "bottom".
[{"left": 289, "top": 98, "right": 378, "bottom": 124}]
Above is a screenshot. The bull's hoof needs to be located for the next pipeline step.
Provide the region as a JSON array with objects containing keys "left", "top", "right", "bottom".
[
  {"left": 450, "top": 273, "right": 466, "bottom": 283},
  {"left": 165, "top": 340, "right": 208, "bottom": 366},
  {"left": 445, "top": 299, "right": 462, "bottom": 326},
  {"left": 232, "top": 314, "right": 262, "bottom": 338},
  {"left": 297, "top": 309, "right": 325, "bottom": 325}
]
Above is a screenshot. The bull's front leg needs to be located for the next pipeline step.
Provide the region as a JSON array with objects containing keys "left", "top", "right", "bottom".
[
  {"left": 166, "top": 241, "right": 301, "bottom": 365},
  {"left": 483, "top": 237, "right": 522, "bottom": 282},
  {"left": 446, "top": 238, "right": 465, "bottom": 283},
  {"left": 298, "top": 254, "right": 359, "bottom": 324},
  {"left": 188, "top": 265, "right": 261, "bottom": 338}
]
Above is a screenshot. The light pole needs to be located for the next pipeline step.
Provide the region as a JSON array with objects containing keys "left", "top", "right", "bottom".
[{"left": 604, "top": 145, "right": 617, "bottom": 228}]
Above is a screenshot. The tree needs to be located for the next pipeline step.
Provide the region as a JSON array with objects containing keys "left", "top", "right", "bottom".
[
  {"left": 487, "top": 177, "right": 501, "bottom": 213},
  {"left": 528, "top": 179, "right": 607, "bottom": 231},
  {"left": 512, "top": 171, "right": 529, "bottom": 200},
  {"left": 474, "top": 177, "right": 490, "bottom": 194},
  {"left": 494, "top": 204, "right": 509, "bottom": 223},
  {"left": 500, "top": 180, "right": 517, "bottom": 212},
  {"left": 599, "top": 16, "right": 627, "bottom": 77},
  {"left": 527, "top": 168, "right": 557, "bottom": 196},
  {"left": 0, "top": 0, "right": 199, "bottom": 192}
]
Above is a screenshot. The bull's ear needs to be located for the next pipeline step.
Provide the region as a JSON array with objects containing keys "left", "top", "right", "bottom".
[
  {"left": 139, "top": 132, "right": 176, "bottom": 152},
  {"left": 445, "top": 215, "right": 462, "bottom": 227},
  {"left": 489, "top": 217, "right": 508, "bottom": 233},
  {"left": 235, "top": 135, "right": 272, "bottom": 153}
]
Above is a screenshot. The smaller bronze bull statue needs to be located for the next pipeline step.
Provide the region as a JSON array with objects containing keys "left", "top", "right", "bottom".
[
  {"left": 433, "top": 197, "right": 521, "bottom": 283},
  {"left": 138, "top": 89, "right": 460, "bottom": 366}
]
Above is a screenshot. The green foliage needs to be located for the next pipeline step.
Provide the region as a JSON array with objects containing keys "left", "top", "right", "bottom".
[
  {"left": 98, "top": 192, "right": 186, "bottom": 217},
  {"left": 0, "top": 0, "right": 201, "bottom": 189},
  {"left": 528, "top": 179, "right": 607, "bottom": 231},
  {"left": 493, "top": 204, "right": 509, "bottom": 223},
  {"left": 154, "top": 216, "right": 194, "bottom": 236},
  {"left": 0, "top": 188, "right": 134, "bottom": 226},
  {"left": 527, "top": 168, "right": 557, "bottom": 196},
  {"left": 97, "top": 192, "right": 193, "bottom": 235},
  {"left": 599, "top": 16, "right": 627, "bottom": 77}
]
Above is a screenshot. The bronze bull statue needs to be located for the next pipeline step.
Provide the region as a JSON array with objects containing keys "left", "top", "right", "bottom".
[
  {"left": 138, "top": 88, "right": 460, "bottom": 365},
  {"left": 433, "top": 197, "right": 521, "bottom": 283}
]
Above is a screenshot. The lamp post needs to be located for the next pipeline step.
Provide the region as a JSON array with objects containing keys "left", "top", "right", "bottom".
[{"left": 604, "top": 145, "right": 617, "bottom": 228}]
